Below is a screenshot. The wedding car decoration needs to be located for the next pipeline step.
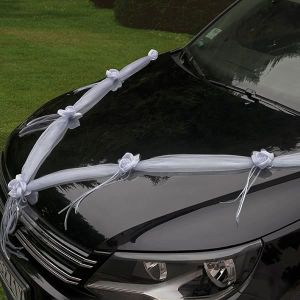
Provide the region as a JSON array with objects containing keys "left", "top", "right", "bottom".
[
  {"left": 2, "top": 49, "right": 300, "bottom": 260},
  {"left": 1, "top": 49, "right": 159, "bottom": 259}
]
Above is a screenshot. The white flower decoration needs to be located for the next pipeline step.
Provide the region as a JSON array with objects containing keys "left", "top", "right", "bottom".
[
  {"left": 251, "top": 149, "right": 274, "bottom": 169},
  {"left": 118, "top": 153, "right": 140, "bottom": 174},
  {"left": 57, "top": 106, "right": 82, "bottom": 129},
  {"left": 106, "top": 69, "right": 123, "bottom": 91},
  {"left": 8, "top": 174, "right": 31, "bottom": 199}
]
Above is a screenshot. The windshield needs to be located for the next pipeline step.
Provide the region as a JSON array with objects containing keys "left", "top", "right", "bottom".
[{"left": 188, "top": 0, "right": 300, "bottom": 111}]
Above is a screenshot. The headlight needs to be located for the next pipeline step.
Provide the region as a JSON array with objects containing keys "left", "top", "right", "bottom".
[{"left": 85, "top": 240, "right": 262, "bottom": 300}]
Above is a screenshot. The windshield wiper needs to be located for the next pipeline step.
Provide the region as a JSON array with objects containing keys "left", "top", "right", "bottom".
[
  {"left": 179, "top": 48, "right": 206, "bottom": 78},
  {"left": 177, "top": 50, "right": 300, "bottom": 117},
  {"left": 208, "top": 79, "right": 300, "bottom": 117}
]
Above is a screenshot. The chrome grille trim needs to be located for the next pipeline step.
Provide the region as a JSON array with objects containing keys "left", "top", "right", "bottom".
[
  {"left": 0, "top": 153, "right": 100, "bottom": 284},
  {"left": 41, "top": 222, "right": 94, "bottom": 259},
  {"left": 20, "top": 212, "right": 96, "bottom": 267},
  {"left": 16, "top": 231, "right": 82, "bottom": 285}
]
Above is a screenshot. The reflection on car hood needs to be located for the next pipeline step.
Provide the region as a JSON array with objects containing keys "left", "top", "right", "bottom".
[{"left": 4, "top": 52, "right": 300, "bottom": 251}]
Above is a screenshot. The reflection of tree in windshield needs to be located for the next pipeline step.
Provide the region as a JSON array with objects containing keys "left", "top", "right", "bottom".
[
  {"left": 190, "top": 0, "right": 300, "bottom": 98},
  {"left": 234, "top": 0, "right": 300, "bottom": 83}
]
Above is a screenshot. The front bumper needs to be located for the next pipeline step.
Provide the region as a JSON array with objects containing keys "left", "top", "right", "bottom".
[
  {"left": 2, "top": 234, "right": 300, "bottom": 300},
  {"left": 2, "top": 218, "right": 300, "bottom": 300}
]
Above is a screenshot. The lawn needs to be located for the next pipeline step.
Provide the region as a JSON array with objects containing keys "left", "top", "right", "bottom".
[
  {"left": 0, "top": 0, "right": 190, "bottom": 149},
  {"left": 0, "top": 0, "right": 190, "bottom": 298}
]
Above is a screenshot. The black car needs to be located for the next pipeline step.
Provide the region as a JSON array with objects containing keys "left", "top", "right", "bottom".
[{"left": 1, "top": 0, "right": 300, "bottom": 299}]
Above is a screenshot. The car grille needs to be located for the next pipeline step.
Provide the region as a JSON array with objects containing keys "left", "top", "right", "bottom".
[
  {"left": 15, "top": 210, "right": 98, "bottom": 285},
  {"left": 0, "top": 153, "right": 100, "bottom": 285}
]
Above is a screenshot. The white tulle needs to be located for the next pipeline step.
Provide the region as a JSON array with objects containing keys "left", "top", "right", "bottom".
[
  {"left": 2, "top": 48, "right": 300, "bottom": 260},
  {"left": 22, "top": 149, "right": 300, "bottom": 228},
  {"left": 1, "top": 50, "right": 158, "bottom": 259}
]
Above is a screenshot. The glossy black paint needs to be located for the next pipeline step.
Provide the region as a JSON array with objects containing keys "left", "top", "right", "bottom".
[
  {"left": 3, "top": 51, "right": 300, "bottom": 252},
  {"left": 1, "top": 0, "right": 300, "bottom": 298},
  {"left": 243, "top": 222, "right": 300, "bottom": 299}
]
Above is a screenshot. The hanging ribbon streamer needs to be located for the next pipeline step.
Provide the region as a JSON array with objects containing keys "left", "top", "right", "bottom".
[
  {"left": 19, "top": 114, "right": 60, "bottom": 137},
  {"left": 235, "top": 150, "right": 274, "bottom": 223},
  {"left": 58, "top": 153, "right": 140, "bottom": 230},
  {"left": 1, "top": 175, "right": 31, "bottom": 259},
  {"left": 227, "top": 150, "right": 275, "bottom": 223}
]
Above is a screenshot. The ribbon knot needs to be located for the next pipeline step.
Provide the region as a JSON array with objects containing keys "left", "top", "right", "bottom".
[
  {"left": 118, "top": 153, "right": 140, "bottom": 174},
  {"left": 106, "top": 69, "right": 123, "bottom": 91},
  {"left": 251, "top": 149, "right": 274, "bottom": 169},
  {"left": 57, "top": 106, "right": 82, "bottom": 129},
  {"left": 8, "top": 174, "right": 30, "bottom": 199}
]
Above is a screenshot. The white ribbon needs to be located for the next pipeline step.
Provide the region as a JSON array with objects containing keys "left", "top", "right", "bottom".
[
  {"left": 1, "top": 174, "right": 31, "bottom": 259},
  {"left": 0, "top": 197, "right": 25, "bottom": 260},
  {"left": 57, "top": 106, "right": 82, "bottom": 130},
  {"left": 19, "top": 114, "right": 60, "bottom": 137},
  {"left": 4, "top": 46, "right": 297, "bottom": 258},
  {"left": 58, "top": 153, "right": 140, "bottom": 230},
  {"left": 19, "top": 49, "right": 159, "bottom": 137},
  {"left": 1, "top": 50, "right": 158, "bottom": 259},
  {"left": 234, "top": 149, "right": 274, "bottom": 223}
]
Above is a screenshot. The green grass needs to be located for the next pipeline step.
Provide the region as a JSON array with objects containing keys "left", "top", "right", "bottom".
[
  {"left": 0, "top": 0, "right": 190, "bottom": 149},
  {"left": 0, "top": 286, "right": 5, "bottom": 300},
  {"left": 0, "top": 0, "right": 190, "bottom": 298}
]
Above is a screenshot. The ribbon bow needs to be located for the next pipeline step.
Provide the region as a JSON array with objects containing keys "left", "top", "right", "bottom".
[{"left": 57, "top": 106, "right": 82, "bottom": 129}]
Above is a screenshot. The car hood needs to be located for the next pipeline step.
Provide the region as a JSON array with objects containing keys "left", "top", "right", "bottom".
[{"left": 4, "top": 51, "right": 300, "bottom": 252}]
